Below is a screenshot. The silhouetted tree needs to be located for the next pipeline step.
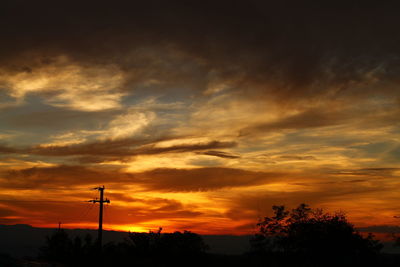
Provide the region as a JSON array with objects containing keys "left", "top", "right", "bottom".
[
  {"left": 117, "top": 228, "right": 208, "bottom": 266},
  {"left": 252, "top": 204, "right": 383, "bottom": 266},
  {"left": 39, "top": 227, "right": 208, "bottom": 266},
  {"left": 126, "top": 228, "right": 208, "bottom": 255},
  {"left": 124, "top": 227, "right": 161, "bottom": 258},
  {"left": 40, "top": 230, "right": 98, "bottom": 266},
  {"left": 40, "top": 229, "right": 73, "bottom": 262},
  {"left": 157, "top": 230, "right": 209, "bottom": 255}
]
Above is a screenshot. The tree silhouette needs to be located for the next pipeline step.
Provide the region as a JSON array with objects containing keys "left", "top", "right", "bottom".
[
  {"left": 252, "top": 203, "right": 383, "bottom": 266},
  {"left": 40, "top": 230, "right": 96, "bottom": 266},
  {"left": 39, "top": 227, "right": 208, "bottom": 266},
  {"left": 126, "top": 228, "right": 208, "bottom": 257},
  {"left": 40, "top": 229, "right": 73, "bottom": 262}
]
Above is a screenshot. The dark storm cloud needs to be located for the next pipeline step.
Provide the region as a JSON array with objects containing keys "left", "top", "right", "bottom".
[{"left": 1, "top": 0, "right": 400, "bottom": 102}]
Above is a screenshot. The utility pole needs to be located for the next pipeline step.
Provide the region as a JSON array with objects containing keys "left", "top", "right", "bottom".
[{"left": 89, "top": 186, "right": 110, "bottom": 248}]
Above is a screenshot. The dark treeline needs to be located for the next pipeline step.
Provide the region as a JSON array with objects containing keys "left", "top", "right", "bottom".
[
  {"left": 39, "top": 228, "right": 211, "bottom": 266},
  {"left": 3, "top": 204, "right": 400, "bottom": 266}
]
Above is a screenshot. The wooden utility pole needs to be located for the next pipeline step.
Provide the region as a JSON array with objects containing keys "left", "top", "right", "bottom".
[{"left": 89, "top": 186, "right": 110, "bottom": 248}]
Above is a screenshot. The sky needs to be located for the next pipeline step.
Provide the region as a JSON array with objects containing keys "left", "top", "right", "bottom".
[{"left": 0, "top": 0, "right": 400, "bottom": 234}]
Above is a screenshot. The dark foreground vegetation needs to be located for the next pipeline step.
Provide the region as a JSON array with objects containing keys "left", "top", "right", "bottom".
[{"left": 2, "top": 204, "right": 400, "bottom": 266}]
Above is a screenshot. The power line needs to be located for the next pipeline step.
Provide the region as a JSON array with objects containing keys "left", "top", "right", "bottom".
[
  {"left": 0, "top": 199, "right": 82, "bottom": 203},
  {"left": 76, "top": 202, "right": 96, "bottom": 223},
  {"left": 0, "top": 189, "right": 101, "bottom": 203}
]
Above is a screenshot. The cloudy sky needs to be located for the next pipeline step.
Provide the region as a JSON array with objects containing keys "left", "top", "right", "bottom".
[{"left": 0, "top": 0, "right": 399, "bottom": 234}]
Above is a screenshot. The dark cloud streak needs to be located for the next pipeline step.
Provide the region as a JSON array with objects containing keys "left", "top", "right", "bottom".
[
  {"left": 199, "top": 150, "right": 240, "bottom": 159},
  {"left": 0, "top": 138, "right": 237, "bottom": 160},
  {"left": 134, "top": 167, "right": 285, "bottom": 192},
  {"left": 0, "top": 165, "right": 284, "bottom": 191}
]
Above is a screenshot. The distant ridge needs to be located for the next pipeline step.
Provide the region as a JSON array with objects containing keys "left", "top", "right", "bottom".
[
  {"left": 0, "top": 224, "right": 251, "bottom": 258},
  {"left": 1, "top": 224, "right": 399, "bottom": 259}
]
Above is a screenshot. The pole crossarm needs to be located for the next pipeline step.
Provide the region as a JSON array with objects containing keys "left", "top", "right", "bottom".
[{"left": 88, "top": 199, "right": 110, "bottom": 204}]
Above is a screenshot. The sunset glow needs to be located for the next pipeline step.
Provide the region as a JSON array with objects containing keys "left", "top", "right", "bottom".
[{"left": 1, "top": 1, "right": 400, "bottom": 236}]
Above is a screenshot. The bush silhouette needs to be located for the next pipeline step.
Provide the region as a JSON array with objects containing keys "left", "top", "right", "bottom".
[
  {"left": 251, "top": 203, "right": 383, "bottom": 266},
  {"left": 40, "top": 229, "right": 73, "bottom": 262},
  {"left": 40, "top": 230, "right": 96, "bottom": 265},
  {"left": 124, "top": 228, "right": 208, "bottom": 265},
  {"left": 40, "top": 227, "right": 208, "bottom": 266}
]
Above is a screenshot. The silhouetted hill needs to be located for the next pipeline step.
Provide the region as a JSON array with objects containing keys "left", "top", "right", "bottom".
[
  {"left": 2, "top": 224, "right": 400, "bottom": 260},
  {"left": 0, "top": 224, "right": 252, "bottom": 258},
  {"left": 202, "top": 235, "right": 251, "bottom": 254},
  {"left": 0, "top": 224, "right": 127, "bottom": 258}
]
